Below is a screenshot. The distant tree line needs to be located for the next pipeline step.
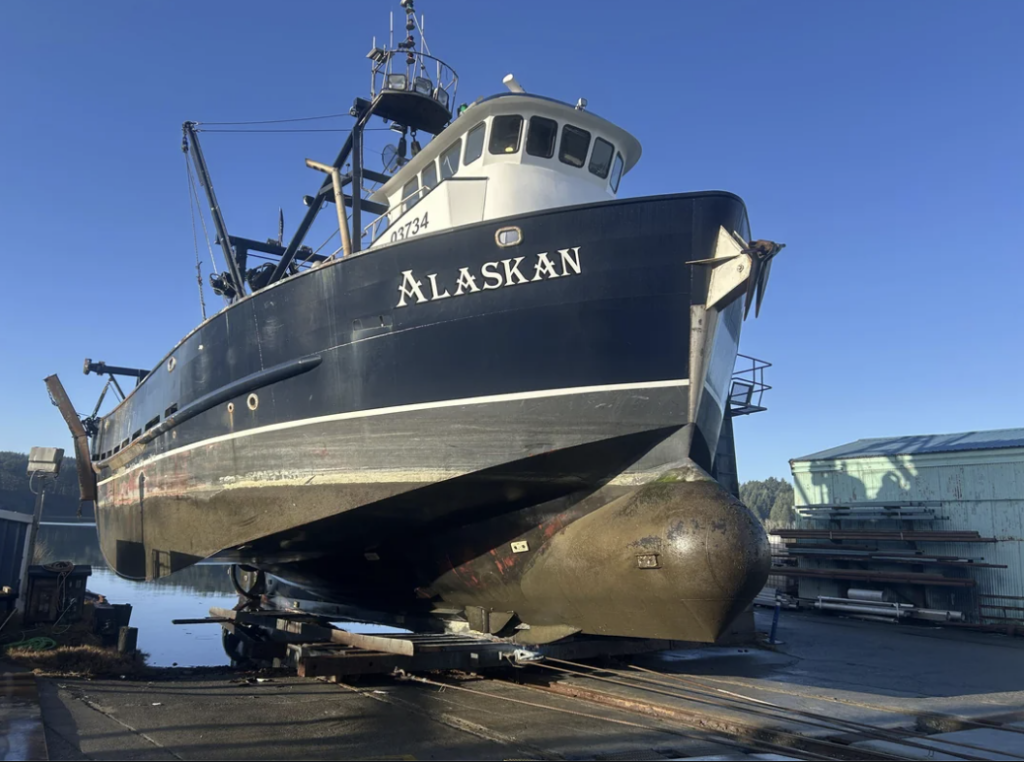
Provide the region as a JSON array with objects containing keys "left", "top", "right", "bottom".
[
  {"left": 740, "top": 476, "right": 795, "bottom": 527},
  {"left": 0, "top": 450, "right": 94, "bottom": 520}
]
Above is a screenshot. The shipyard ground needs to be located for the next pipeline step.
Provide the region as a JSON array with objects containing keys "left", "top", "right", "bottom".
[{"left": 11, "top": 608, "right": 1024, "bottom": 761}]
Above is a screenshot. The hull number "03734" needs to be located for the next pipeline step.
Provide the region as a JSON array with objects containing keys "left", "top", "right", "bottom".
[{"left": 390, "top": 212, "right": 429, "bottom": 242}]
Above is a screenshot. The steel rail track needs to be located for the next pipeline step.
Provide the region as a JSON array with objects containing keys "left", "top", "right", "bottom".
[
  {"left": 682, "top": 671, "right": 1024, "bottom": 738},
  {"left": 620, "top": 662, "right": 1015, "bottom": 759},
  {"left": 393, "top": 671, "right": 839, "bottom": 761},
  {"left": 518, "top": 657, "right": 1009, "bottom": 761},
  {"left": 511, "top": 666, "right": 910, "bottom": 761}
]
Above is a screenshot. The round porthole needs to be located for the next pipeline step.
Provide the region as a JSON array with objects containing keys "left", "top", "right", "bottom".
[
  {"left": 227, "top": 402, "right": 235, "bottom": 414},
  {"left": 167, "top": 357, "right": 177, "bottom": 372},
  {"left": 247, "top": 393, "right": 259, "bottom": 411},
  {"left": 495, "top": 226, "right": 522, "bottom": 248}
]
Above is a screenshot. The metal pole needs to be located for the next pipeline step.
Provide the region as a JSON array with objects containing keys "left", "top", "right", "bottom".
[
  {"left": 304, "top": 159, "right": 352, "bottom": 258},
  {"left": 17, "top": 476, "right": 47, "bottom": 612},
  {"left": 270, "top": 99, "right": 376, "bottom": 279},
  {"left": 269, "top": 132, "right": 354, "bottom": 283},
  {"left": 183, "top": 122, "right": 246, "bottom": 300},
  {"left": 351, "top": 122, "right": 363, "bottom": 253},
  {"left": 769, "top": 602, "right": 781, "bottom": 644}
]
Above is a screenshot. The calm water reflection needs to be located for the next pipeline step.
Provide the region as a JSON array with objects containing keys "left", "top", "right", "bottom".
[
  {"left": 36, "top": 523, "right": 404, "bottom": 667},
  {"left": 37, "top": 524, "right": 238, "bottom": 667}
]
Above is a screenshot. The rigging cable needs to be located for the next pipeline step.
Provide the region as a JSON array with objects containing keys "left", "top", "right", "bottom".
[
  {"left": 185, "top": 157, "right": 222, "bottom": 278},
  {"left": 195, "top": 126, "right": 400, "bottom": 134},
  {"left": 184, "top": 153, "right": 208, "bottom": 320},
  {"left": 197, "top": 112, "right": 354, "bottom": 126},
  {"left": 187, "top": 115, "right": 395, "bottom": 267},
  {"left": 197, "top": 128, "right": 353, "bottom": 133},
  {"left": 313, "top": 228, "right": 339, "bottom": 256},
  {"left": 414, "top": 12, "right": 430, "bottom": 56}
]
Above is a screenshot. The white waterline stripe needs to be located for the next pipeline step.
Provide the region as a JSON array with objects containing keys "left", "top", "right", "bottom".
[
  {"left": 97, "top": 379, "right": 689, "bottom": 486},
  {"left": 0, "top": 508, "right": 33, "bottom": 524},
  {"left": 40, "top": 521, "right": 97, "bottom": 527}
]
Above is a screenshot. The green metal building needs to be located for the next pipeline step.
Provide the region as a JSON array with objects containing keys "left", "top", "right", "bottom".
[{"left": 786, "top": 428, "right": 1024, "bottom": 626}]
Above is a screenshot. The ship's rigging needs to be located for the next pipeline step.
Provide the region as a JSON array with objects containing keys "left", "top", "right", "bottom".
[{"left": 180, "top": 0, "right": 455, "bottom": 311}]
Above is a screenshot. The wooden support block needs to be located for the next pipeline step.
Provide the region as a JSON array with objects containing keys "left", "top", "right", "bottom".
[{"left": 117, "top": 626, "right": 138, "bottom": 655}]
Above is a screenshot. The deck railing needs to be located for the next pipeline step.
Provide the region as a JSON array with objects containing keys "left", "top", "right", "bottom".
[
  {"left": 729, "top": 353, "right": 772, "bottom": 416},
  {"left": 369, "top": 49, "right": 458, "bottom": 114}
]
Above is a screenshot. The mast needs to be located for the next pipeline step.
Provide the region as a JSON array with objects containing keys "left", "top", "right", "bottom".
[
  {"left": 182, "top": 121, "right": 246, "bottom": 301},
  {"left": 191, "top": 0, "right": 457, "bottom": 291}
]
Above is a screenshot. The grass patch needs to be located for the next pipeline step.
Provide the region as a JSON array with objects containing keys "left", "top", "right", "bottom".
[
  {"left": 2, "top": 602, "right": 150, "bottom": 678},
  {"left": 6, "top": 643, "right": 149, "bottom": 678}
]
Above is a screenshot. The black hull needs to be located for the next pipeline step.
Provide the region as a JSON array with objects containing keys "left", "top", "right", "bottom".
[{"left": 91, "top": 192, "right": 768, "bottom": 642}]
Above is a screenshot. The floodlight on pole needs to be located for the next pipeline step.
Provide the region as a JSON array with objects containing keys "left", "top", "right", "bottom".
[{"left": 18, "top": 447, "right": 65, "bottom": 612}]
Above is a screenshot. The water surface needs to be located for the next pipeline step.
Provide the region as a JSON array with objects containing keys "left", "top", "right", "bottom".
[
  {"left": 37, "top": 523, "right": 239, "bottom": 667},
  {"left": 35, "top": 523, "right": 403, "bottom": 668}
]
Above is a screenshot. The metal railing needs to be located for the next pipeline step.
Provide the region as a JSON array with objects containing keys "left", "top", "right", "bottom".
[
  {"left": 370, "top": 49, "right": 458, "bottom": 113},
  {"left": 728, "top": 354, "right": 772, "bottom": 416},
  {"left": 362, "top": 182, "right": 436, "bottom": 243}
]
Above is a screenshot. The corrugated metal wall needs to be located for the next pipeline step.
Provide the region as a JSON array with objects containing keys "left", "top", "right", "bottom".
[
  {"left": 0, "top": 513, "right": 29, "bottom": 591},
  {"left": 790, "top": 448, "right": 1024, "bottom": 623}
]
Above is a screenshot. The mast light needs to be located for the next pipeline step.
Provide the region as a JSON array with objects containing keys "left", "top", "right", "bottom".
[
  {"left": 386, "top": 73, "right": 408, "bottom": 91},
  {"left": 413, "top": 76, "right": 433, "bottom": 96}
]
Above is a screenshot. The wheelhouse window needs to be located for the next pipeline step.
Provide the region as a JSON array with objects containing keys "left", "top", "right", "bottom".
[
  {"left": 440, "top": 139, "right": 461, "bottom": 180},
  {"left": 489, "top": 115, "right": 523, "bottom": 155},
  {"left": 610, "top": 152, "right": 624, "bottom": 193},
  {"left": 464, "top": 122, "right": 485, "bottom": 165},
  {"left": 589, "top": 138, "right": 614, "bottom": 179},
  {"left": 559, "top": 125, "right": 591, "bottom": 168},
  {"left": 403, "top": 176, "right": 419, "bottom": 212},
  {"left": 421, "top": 161, "right": 437, "bottom": 192},
  {"left": 526, "top": 116, "right": 557, "bottom": 158}
]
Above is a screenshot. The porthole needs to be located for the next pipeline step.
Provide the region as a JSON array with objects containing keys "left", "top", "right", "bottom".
[
  {"left": 167, "top": 357, "right": 177, "bottom": 372},
  {"left": 227, "top": 402, "right": 235, "bottom": 414},
  {"left": 495, "top": 226, "right": 522, "bottom": 248},
  {"left": 247, "top": 393, "right": 259, "bottom": 411}
]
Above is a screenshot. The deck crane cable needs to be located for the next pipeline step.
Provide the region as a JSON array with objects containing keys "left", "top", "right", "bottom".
[
  {"left": 184, "top": 154, "right": 222, "bottom": 280},
  {"left": 184, "top": 153, "right": 208, "bottom": 320}
]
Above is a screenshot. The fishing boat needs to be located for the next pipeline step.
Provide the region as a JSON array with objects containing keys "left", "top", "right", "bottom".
[{"left": 51, "top": 0, "right": 782, "bottom": 645}]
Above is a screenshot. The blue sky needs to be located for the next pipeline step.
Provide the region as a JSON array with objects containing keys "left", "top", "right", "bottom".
[{"left": 1, "top": 1, "right": 1021, "bottom": 482}]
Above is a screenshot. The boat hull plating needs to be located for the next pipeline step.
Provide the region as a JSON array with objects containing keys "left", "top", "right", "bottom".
[{"left": 92, "top": 192, "right": 769, "bottom": 642}]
